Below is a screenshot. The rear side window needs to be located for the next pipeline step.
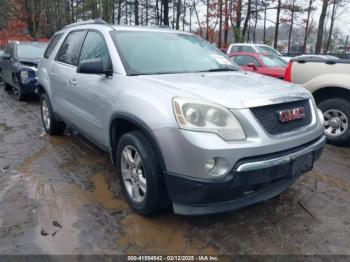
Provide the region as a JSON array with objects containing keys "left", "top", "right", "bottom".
[
  {"left": 56, "top": 30, "right": 87, "bottom": 66},
  {"left": 79, "top": 31, "right": 111, "bottom": 69},
  {"left": 5, "top": 43, "right": 14, "bottom": 57},
  {"left": 44, "top": 33, "right": 63, "bottom": 59},
  {"left": 229, "top": 46, "right": 239, "bottom": 53}
]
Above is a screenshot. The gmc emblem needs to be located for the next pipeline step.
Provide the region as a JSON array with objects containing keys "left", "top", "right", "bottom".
[{"left": 278, "top": 107, "right": 305, "bottom": 123}]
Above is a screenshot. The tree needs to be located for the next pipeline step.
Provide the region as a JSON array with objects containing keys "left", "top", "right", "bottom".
[
  {"left": 162, "top": 0, "right": 169, "bottom": 25},
  {"left": 217, "top": 0, "right": 222, "bottom": 47},
  {"left": 325, "top": 0, "right": 348, "bottom": 53},
  {"left": 134, "top": 0, "right": 139, "bottom": 25},
  {"left": 315, "top": 0, "right": 329, "bottom": 54},
  {"left": 283, "top": 0, "right": 303, "bottom": 54},
  {"left": 274, "top": 0, "right": 281, "bottom": 49},
  {"left": 175, "top": 0, "right": 181, "bottom": 29},
  {"left": 242, "top": 0, "right": 252, "bottom": 41},
  {"left": 233, "top": 0, "right": 243, "bottom": 42},
  {"left": 303, "top": 0, "right": 315, "bottom": 53}
]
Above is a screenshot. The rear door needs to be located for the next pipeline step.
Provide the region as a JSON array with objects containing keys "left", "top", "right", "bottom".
[
  {"left": 50, "top": 30, "right": 87, "bottom": 120},
  {"left": 68, "top": 30, "right": 113, "bottom": 146}
]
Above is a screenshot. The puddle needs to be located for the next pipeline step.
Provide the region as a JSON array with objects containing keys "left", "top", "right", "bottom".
[
  {"left": 17, "top": 135, "right": 67, "bottom": 174},
  {"left": 117, "top": 214, "right": 218, "bottom": 255},
  {"left": 91, "top": 173, "right": 128, "bottom": 211},
  {"left": 29, "top": 181, "right": 86, "bottom": 254},
  {"left": 0, "top": 122, "right": 13, "bottom": 132},
  {"left": 309, "top": 171, "right": 350, "bottom": 192},
  {"left": 17, "top": 146, "right": 50, "bottom": 173}
]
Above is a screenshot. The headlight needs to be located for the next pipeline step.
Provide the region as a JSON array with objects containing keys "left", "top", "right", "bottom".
[{"left": 173, "top": 97, "right": 246, "bottom": 141}]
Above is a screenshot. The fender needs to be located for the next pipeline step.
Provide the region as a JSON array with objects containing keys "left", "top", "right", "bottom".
[{"left": 109, "top": 112, "right": 167, "bottom": 171}]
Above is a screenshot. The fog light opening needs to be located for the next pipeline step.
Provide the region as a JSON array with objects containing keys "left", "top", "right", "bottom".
[
  {"left": 205, "top": 158, "right": 217, "bottom": 172},
  {"left": 206, "top": 157, "right": 230, "bottom": 177}
]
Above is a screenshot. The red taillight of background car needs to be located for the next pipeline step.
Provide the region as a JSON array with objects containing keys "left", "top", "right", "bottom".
[{"left": 284, "top": 62, "right": 292, "bottom": 82}]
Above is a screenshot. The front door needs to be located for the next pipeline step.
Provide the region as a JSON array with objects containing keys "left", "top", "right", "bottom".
[{"left": 66, "top": 30, "right": 114, "bottom": 146}]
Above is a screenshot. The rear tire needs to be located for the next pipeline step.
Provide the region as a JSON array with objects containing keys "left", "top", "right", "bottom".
[
  {"left": 0, "top": 70, "right": 4, "bottom": 88},
  {"left": 116, "top": 131, "right": 169, "bottom": 215},
  {"left": 4, "top": 82, "right": 11, "bottom": 92},
  {"left": 318, "top": 98, "right": 350, "bottom": 146},
  {"left": 40, "top": 94, "right": 66, "bottom": 135}
]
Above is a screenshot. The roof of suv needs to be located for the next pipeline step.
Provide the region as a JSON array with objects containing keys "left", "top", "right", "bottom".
[
  {"left": 230, "top": 43, "right": 268, "bottom": 47},
  {"left": 58, "top": 19, "right": 191, "bottom": 35}
]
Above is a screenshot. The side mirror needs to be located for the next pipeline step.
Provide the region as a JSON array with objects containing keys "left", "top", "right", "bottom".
[
  {"left": 246, "top": 63, "right": 257, "bottom": 71},
  {"left": 77, "top": 58, "right": 112, "bottom": 77},
  {"left": 0, "top": 54, "right": 11, "bottom": 61}
]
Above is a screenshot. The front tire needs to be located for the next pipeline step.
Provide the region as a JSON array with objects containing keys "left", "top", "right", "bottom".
[
  {"left": 318, "top": 98, "right": 350, "bottom": 146},
  {"left": 13, "top": 77, "right": 25, "bottom": 101},
  {"left": 116, "top": 131, "right": 169, "bottom": 215},
  {"left": 40, "top": 94, "right": 66, "bottom": 135}
]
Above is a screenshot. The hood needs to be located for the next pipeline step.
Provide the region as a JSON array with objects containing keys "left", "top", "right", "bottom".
[
  {"left": 138, "top": 71, "right": 310, "bottom": 109},
  {"left": 19, "top": 58, "right": 42, "bottom": 67},
  {"left": 263, "top": 67, "right": 286, "bottom": 78}
]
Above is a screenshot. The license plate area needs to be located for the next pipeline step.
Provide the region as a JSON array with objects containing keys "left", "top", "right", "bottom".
[{"left": 292, "top": 152, "right": 314, "bottom": 177}]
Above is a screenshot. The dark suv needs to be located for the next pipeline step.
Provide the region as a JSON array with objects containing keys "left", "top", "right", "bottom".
[{"left": 0, "top": 41, "right": 47, "bottom": 101}]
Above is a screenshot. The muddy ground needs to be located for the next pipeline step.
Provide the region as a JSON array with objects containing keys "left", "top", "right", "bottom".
[{"left": 0, "top": 87, "right": 349, "bottom": 256}]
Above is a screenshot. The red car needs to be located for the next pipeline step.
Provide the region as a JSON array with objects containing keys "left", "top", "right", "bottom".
[{"left": 228, "top": 52, "right": 287, "bottom": 79}]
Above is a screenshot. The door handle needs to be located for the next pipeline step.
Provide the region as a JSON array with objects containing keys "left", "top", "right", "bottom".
[{"left": 69, "top": 79, "right": 77, "bottom": 86}]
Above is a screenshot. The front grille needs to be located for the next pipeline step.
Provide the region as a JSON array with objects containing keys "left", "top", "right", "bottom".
[{"left": 250, "top": 99, "right": 312, "bottom": 135}]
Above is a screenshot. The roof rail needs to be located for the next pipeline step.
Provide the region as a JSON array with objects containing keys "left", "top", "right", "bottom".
[{"left": 63, "top": 19, "right": 108, "bottom": 29}]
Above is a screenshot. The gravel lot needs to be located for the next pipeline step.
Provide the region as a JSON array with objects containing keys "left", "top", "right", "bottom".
[{"left": 0, "top": 87, "right": 349, "bottom": 255}]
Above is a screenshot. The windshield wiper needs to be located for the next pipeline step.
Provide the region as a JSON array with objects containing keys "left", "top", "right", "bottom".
[
  {"left": 198, "top": 68, "right": 238, "bottom": 72},
  {"left": 129, "top": 71, "right": 183, "bottom": 76}
]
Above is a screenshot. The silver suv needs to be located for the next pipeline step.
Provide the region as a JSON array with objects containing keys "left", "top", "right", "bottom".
[{"left": 38, "top": 20, "right": 325, "bottom": 215}]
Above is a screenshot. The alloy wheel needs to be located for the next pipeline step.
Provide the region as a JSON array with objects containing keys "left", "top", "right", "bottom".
[
  {"left": 13, "top": 78, "right": 21, "bottom": 100},
  {"left": 120, "top": 145, "right": 147, "bottom": 203},
  {"left": 41, "top": 99, "right": 51, "bottom": 130}
]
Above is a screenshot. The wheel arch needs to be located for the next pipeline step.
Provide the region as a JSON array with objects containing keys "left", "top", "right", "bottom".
[
  {"left": 37, "top": 84, "right": 47, "bottom": 95},
  {"left": 313, "top": 86, "right": 350, "bottom": 105},
  {"left": 109, "top": 113, "right": 167, "bottom": 171}
]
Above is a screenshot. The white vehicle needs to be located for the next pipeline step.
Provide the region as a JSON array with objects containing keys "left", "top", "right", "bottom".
[
  {"left": 285, "top": 57, "right": 350, "bottom": 145},
  {"left": 227, "top": 43, "right": 290, "bottom": 62},
  {"left": 294, "top": 55, "right": 340, "bottom": 61}
]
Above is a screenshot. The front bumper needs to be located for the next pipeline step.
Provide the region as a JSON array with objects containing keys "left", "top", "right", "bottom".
[
  {"left": 165, "top": 135, "right": 326, "bottom": 215},
  {"left": 19, "top": 80, "right": 38, "bottom": 95}
]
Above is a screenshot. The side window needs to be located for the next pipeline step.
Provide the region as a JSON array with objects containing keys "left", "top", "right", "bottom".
[
  {"left": 240, "top": 46, "right": 255, "bottom": 53},
  {"left": 79, "top": 31, "right": 111, "bottom": 70},
  {"left": 233, "top": 55, "right": 260, "bottom": 67},
  {"left": 56, "top": 30, "right": 86, "bottom": 66},
  {"left": 229, "top": 46, "right": 239, "bottom": 53},
  {"left": 5, "top": 44, "right": 14, "bottom": 57},
  {"left": 44, "top": 33, "right": 63, "bottom": 59}
]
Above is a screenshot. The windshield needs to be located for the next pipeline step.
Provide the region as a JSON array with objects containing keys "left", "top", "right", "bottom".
[
  {"left": 259, "top": 54, "right": 287, "bottom": 68},
  {"left": 256, "top": 46, "right": 281, "bottom": 56},
  {"left": 110, "top": 31, "right": 240, "bottom": 75},
  {"left": 17, "top": 44, "right": 47, "bottom": 59}
]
